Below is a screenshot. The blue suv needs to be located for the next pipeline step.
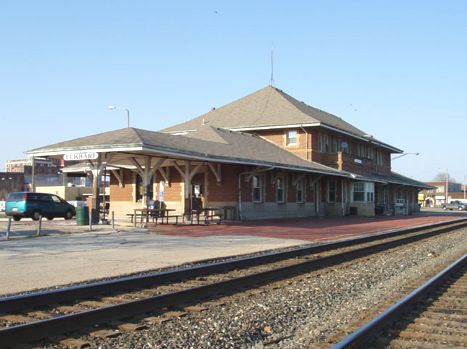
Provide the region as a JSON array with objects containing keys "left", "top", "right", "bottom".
[{"left": 5, "top": 192, "right": 76, "bottom": 221}]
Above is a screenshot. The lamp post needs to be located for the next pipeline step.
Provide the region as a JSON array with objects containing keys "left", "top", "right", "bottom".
[
  {"left": 445, "top": 170, "right": 449, "bottom": 205},
  {"left": 391, "top": 152, "right": 420, "bottom": 160},
  {"left": 464, "top": 175, "right": 466, "bottom": 200},
  {"left": 108, "top": 106, "right": 130, "bottom": 128}
]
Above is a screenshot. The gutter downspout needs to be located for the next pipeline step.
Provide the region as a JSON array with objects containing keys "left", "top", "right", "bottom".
[
  {"left": 299, "top": 125, "right": 309, "bottom": 161},
  {"left": 238, "top": 167, "right": 275, "bottom": 221},
  {"left": 341, "top": 178, "right": 345, "bottom": 216}
]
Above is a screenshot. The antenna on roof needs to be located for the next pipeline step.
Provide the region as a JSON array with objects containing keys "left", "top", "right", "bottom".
[{"left": 269, "top": 49, "right": 275, "bottom": 87}]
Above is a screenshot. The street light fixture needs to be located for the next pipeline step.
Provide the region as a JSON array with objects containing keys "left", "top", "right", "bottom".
[
  {"left": 108, "top": 106, "right": 130, "bottom": 128},
  {"left": 391, "top": 152, "right": 420, "bottom": 160}
]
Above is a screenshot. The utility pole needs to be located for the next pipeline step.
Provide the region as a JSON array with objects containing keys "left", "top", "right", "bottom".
[
  {"left": 31, "top": 156, "right": 35, "bottom": 192},
  {"left": 445, "top": 171, "right": 449, "bottom": 205},
  {"left": 464, "top": 175, "right": 466, "bottom": 200}
]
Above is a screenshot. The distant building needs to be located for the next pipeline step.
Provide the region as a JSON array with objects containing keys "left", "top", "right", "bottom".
[
  {"left": 421, "top": 181, "right": 464, "bottom": 206},
  {"left": 6, "top": 157, "right": 61, "bottom": 175},
  {"left": 5, "top": 157, "right": 66, "bottom": 188},
  {"left": 0, "top": 172, "right": 24, "bottom": 201}
]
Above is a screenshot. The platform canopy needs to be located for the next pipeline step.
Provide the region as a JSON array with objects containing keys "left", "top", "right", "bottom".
[
  {"left": 26, "top": 127, "right": 430, "bottom": 197},
  {"left": 26, "top": 126, "right": 349, "bottom": 177},
  {"left": 27, "top": 127, "right": 354, "bottom": 208}
]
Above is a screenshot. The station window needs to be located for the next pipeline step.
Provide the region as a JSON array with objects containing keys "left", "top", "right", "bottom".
[
  {"left": 330, "top": 136, "right": 338, "bottom": 152},
  {"left": 341, "top": 141, "right": 349, "bottom": 154},
  {"left": 352, "top": 182, "right": 364, "bottom": 201},
  {"left": 368, "top": 146, "right": 375, "bottom": 160},
  {"left": 356, "top": 143, "right": 366, "bottom": 158},
  {"left": 328, "top": 180, "right": 336, "bottom": 203},
  {"left": 376, "top": 149, "right": 384, "bottom": 166},
  {"left": 252, "top": 175, "right": 263, "bottom": 203},
  {"left": 352, "top": 182, "right": 374, "bottom": 202},
  {"left": 276, "top": 177, "right": 285, "bottom": 203},
  {"left": 296, "top": 179, "right": 304, "bottom": 203},
  {"left": 318, "top": 133, "right": 329, "bottom": 152},
  {"left": 286, "top": 130, "right": 298, "bottom": 146}
]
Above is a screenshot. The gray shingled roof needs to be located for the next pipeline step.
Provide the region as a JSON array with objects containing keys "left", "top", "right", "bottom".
[
  {"left": 27, "top": 127, "right": 426, "bottom": 187},
  {"left": 27, "top": 127, "right": 347, "bottom": 176},
  {"left": 355, "top": 172, "right": 432, "bottom": 189},
  {"left": 162, "top": 86, "right": 400, "bottom": 152}
]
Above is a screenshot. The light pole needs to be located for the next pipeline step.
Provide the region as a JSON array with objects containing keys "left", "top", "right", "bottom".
[
  {"left": 108, "top": 106, "right": 130, "bottom": 128},
  {"left": 391, "top": 152, "right": 420, "bottom": 160},
  {"left": 464, "top": 175, "right": 466, "bottom": 200},
  {"left": 445, "top": 171, "right": 449, "bottom": 205}
]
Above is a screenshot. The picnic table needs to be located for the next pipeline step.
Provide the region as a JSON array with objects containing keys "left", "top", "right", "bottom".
[
  {"left": 191, "top": 207, "right": 223, "bottom": 225},
  {"left": 132, "top": 208, "right": 176, "bottom": 227}
]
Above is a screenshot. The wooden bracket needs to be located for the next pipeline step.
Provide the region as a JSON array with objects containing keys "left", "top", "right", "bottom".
[
  {"left": 158, "top": 167, "right": 170, "bottom": 186},
  {"left": 130, "top": 157, "right": 145, "bottom": 177},
  {"left": 309, "top": 175, "right": 322, "bottom": 187},
  {"left": 148, "top": 158, "right": 165, "bottom": 179},
  {"left": 173, "top": 162, "right": 185, "bottom": 178},
  {"left": 207, "top": 163, "right": 222, "bottom": 183},
  {"left": 292, "top": 174, "right": 305, "bottom": 186},
  {"left": 111, "top": 169, "right": 124, "bottom": 187}
]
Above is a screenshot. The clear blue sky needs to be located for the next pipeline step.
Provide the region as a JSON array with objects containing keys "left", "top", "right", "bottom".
[{"left": 1, "top": 1, "right": 466, "bottom": 182}]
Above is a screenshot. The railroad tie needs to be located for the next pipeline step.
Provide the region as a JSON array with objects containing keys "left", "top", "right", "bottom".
[
  {"left": 387, "top": 338, "right": 466, "bottom": 349},
  {"left": 404, "top": 322, "right": 466, "bottom": 336},
  {"left": 89, "top": 329, "right": 121, "bottom": 339},
  {"left": 183, "top": 305, "right": 208, "bottom": 313},
  {"left": 0, "top": 314, "right": 36, "bottom": 324},
  {"left": 397, "top": 329, "right": 467, "bottom": 346},
  {"left": 142, "top": 316, "right": 171, "bottom": 324},
  {"left": 27, "top": 310, "right": 54, "bottom": 320},
  {"left": 389, "top": 339, "right": 465, "bottom": 349},
  {"left": 58, "top": 338, "right": 91, "bottom": 349},
  {"left": 117, "top": 322, "right": 148, "bottom": 332}
]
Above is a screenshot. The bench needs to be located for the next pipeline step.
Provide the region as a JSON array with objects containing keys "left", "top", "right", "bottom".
[
  {"left": 204, "top": 211, "right": 222, "bottom": 225},
  {"left": 127, "top": 213, "right": 144, "bottom": 223},
  {"left": 153, "top": 214, "right": 181, "bottom": 225},
  {"left": 190, "top": 208, "right": 223, "bottom": 225},
  {"left": 127, "top": 213, "right": 181, "bottom": 225}
]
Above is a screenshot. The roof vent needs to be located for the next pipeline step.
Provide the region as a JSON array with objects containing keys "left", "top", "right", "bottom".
[{"left": 211, "top": 107, "right": 216, "bottom": 111}]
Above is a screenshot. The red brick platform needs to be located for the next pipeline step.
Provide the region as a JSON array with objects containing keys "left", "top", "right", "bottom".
[{"left": 151, "top": 212, "right": 466, "bottom": 242}]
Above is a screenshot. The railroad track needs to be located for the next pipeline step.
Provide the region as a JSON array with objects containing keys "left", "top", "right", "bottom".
[
  {"left": 1, "top": 218, "right": 466, "bottom": 348},
  {"left": 333, "top": 253, "right": 466, "bottom": 349}
]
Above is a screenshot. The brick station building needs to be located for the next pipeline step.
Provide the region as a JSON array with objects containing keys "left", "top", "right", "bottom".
[{"left": 27, "top": 86, "right": 429, "bottom": 219}]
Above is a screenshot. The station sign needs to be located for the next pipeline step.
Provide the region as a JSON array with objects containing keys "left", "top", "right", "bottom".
[{"left": 63, "top": 151, "right": 99, "bottom": 161}]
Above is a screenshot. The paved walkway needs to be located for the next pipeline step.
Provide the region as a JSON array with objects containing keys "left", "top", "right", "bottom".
[
  {"left": 151, "top": 211, "right": 466, "bottom": 242},
  {"left": 0, "top": 210, "right": 464, "bottom": 296},
  {"left": 0, "top": 229, "right": 303, "bottom": 296}
]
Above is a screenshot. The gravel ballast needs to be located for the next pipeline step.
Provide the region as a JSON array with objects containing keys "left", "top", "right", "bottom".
[{"left": 52, "top": 228, "right": 467, "bottom": 349}]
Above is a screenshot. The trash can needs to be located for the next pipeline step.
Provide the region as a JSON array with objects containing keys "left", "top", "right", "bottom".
[{"left": 76, "top": 206, "right": 89, "bottom": 225}]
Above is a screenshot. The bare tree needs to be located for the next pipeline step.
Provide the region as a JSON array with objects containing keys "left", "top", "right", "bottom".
[{"left": 433, "top": 172, "right": 456, "bottom": 183}]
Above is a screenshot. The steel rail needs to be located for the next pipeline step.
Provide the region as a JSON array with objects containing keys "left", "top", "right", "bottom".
[
  {"left": 1, "top": 218, "right": 465, "bottom": 314},
  {"left": 0, "top": 219, "right": 466, "bottom": 347},
  {"left": 332, "top": 253, "right": 467, "bottom": 349}
]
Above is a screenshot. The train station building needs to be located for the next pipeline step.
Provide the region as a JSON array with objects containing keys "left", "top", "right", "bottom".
[{"left": 27, "top": 86, "right": 429, "bottom": 220}]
